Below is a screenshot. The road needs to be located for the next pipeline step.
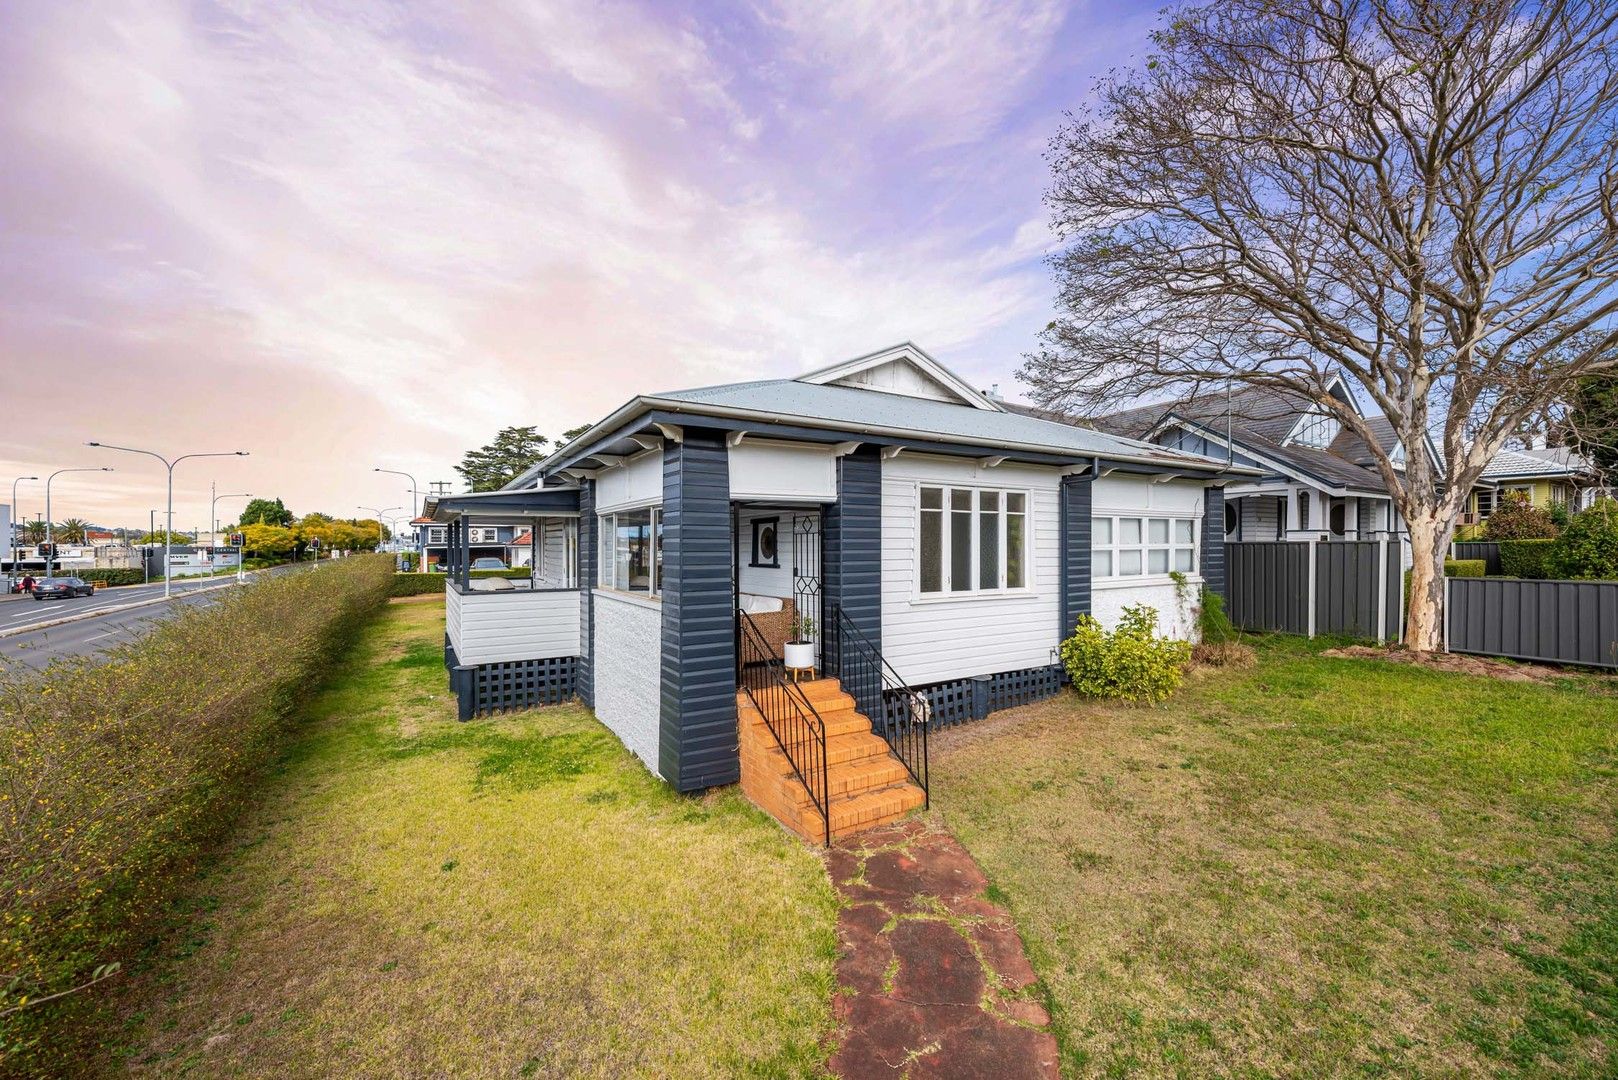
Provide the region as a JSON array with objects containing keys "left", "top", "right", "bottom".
[{"left": 0, "top": 564, "right": 309, "bottom": 669}]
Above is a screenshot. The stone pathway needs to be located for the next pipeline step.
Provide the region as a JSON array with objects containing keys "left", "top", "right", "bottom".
[{"left": 825, "top": 819, "right": 1060, "bottom": 1080}]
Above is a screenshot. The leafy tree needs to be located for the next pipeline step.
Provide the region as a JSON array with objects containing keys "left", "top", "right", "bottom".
[
  {"left": 1567, "top": 374, "right": 1618, "bottom": 475},
  {"left": 19, "top": 520, "right": 46, "bottom": 545},
  {"left": 137, "top": 531, "right": 191, "bottom": 545},
  {"left": 1022, "top": 1, "right": 1618, "bottom": 652},
  {"left": 1484, "top": 492, "right": 1560, "bottom": 541},
  {"left": 239, "top": 523, "right": 296, "bottom": 558},
  {"left": 561, "top": 423, "right": 593, "bottom": 444},
  {"left": 55, "top": 519, "right": 89, "bottom": 544},
  {"left": 1546, "top": 498, "right": 1618, "bottom": 580},
  {"left": 239, "top": 497, "right": 293, "bottom": 528},
  {"left": 456, "top": 426, "right": 549, "bottom": 492}
]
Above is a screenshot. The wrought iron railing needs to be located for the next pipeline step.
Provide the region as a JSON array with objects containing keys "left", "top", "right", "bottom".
[
  {"left": 738, "top": 610, "right": 831, "bottom": 845},
  {"left": 826, "top": 604, "right": 928, "bottom": 807}
]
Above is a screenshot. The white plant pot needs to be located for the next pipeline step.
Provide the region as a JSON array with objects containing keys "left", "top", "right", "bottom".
[{"left": 783, "top": 642, "right": 815, "bottom": 670}]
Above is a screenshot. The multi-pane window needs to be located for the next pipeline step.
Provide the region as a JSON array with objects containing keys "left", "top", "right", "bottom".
[
  {"left": 469, "top": 527, "right": 500, "bottom": 544},
  {"left": 426, "top": 526, "right": 446, "bottom": 544},
  {"left": 598, "top": 507, "right": 662, "bottom": 594},
  {"left": 1092, "top": 515, "right": 1198, "bottom": 578},
  {"left": 918, "top": 486, "right": 1027, "bottom": 595}
]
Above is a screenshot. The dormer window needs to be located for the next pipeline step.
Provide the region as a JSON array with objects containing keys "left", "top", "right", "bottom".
[
  {"left": 1292, "top": 408, "right": 1339, "bottom": 448},
  {"left": 1390, "top": 443, "right": 1407, "bottom": 467}
]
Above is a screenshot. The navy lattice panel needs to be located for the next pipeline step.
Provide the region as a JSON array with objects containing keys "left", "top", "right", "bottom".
[
  {"left": 468, "top": 655, "right": 578, "bottom": 716},
  {"left": 885, "top": 664, "right": 1064, "bottom": 731},
  {"left": 986, "top": 665, "right": 1062, "bottom": 713}
]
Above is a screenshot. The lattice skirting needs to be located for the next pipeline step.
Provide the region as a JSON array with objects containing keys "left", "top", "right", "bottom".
[
  {"left": 449, "top": 654, "right": 579, "bottom": 720},
  {"left": 880, "top": 664, "right": 1063, "bottom": 731}
]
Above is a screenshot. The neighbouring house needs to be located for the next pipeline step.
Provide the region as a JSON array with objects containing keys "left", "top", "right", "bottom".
[
  {"left": 1084, "top": 377, "right": 1429, "bottom": 559},
  {"left": 426, "top": 343, "right": 1257, "bottom": 840},
  {"left": 1456, "top": 444, "right": 1600, "bottom": 536},
  {"left": 411, "top": 516, "right": 563, "bottom": 570}
]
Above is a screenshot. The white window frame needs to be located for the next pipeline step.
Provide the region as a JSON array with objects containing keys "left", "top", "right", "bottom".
[
  {"left": 426, "top": 526, "right": 446, "bottom": 545},
  {"left": 914, "top": 483, "right": 1031, "bottom": 600},
  {"left": 468, "top": 526, "right": 500, "bottom": 544},
  {"left": 1292, "top": 408, "right": 1340, "bottom": 448},
  {"left": 597, "top": 503, "right": 662, "bottom": 597},
  {"left": 1091, "top": 513, "right": 1200, "bottom": 583}
]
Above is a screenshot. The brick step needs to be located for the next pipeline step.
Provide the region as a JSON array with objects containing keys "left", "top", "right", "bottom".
[
  {"left": 735, "top": 687, "right": 859, "bottom": 718},
  {"left": 741, "top": 743, "right": 912, "bottom": 799},
  {"left": 739, "top": 704, "right": 870, "bottom": 738},
  {"left": 786, "top": 782, "right": 928, "bottom": 838}
]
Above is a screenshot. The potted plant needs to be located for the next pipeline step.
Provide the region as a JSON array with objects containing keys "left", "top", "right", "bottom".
[{"left": 783, "top": 613, "right": 816, "bottom": 671}]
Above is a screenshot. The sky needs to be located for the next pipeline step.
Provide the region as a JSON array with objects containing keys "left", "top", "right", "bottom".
[{"left": 0, "top": 0, "right": 1159, "bottom": 532}]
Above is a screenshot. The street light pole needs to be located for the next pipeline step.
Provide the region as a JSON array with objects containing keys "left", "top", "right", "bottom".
[
  {"left": 8, "top": 475, "right": 38, "bottom": 591},
  {"left": 210, "top": 486, "right": 251, "bottom": 580},
  {"left": 358, "top": 505, "right": 402, "bottom": 554},
  {"left": 44, "top": 467, "right": 114, "bottom": 575},
  {"left": 87, "top": 443, "right": 249, "bottom": 599},
  {"left": 374, "top": 468, "right": 420, "bottom": 520}
]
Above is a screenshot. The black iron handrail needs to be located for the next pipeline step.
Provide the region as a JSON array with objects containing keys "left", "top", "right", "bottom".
[
  {"left": 737, "top": 610, "right": 831, "bottom": 845},
  {"left": 826, "top": 604, "right": 928, "bottom": 807}
]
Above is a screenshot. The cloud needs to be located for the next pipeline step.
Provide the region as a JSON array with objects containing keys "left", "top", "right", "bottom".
[
  {"left": 0, "top": 0, "right": 1075, "bottom": 525},
  {"left": 763, "top": 0, "right": 1068, "bottom": 147}
]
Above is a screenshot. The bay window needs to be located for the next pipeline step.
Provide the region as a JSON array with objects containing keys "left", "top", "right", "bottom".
[
  {"left": 598, "top": 506, "right": 662, "bottom": 595},
  {"left": 1093, "top": 514, "right": 1198, "bottom": 579},
  {"left": 918, "top": 485, "right": 1027, "bottom": 595}
]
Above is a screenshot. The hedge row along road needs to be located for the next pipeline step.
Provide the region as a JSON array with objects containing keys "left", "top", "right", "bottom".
[{"left": 0, "top": 563, "right": 311, "bottom": 669}]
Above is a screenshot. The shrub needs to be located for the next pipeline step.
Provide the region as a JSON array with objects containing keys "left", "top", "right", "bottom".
[
  {"left": 1197, "top": 588, "right": 1235, "bottom": 643},
  {"left": 72, "top": 569, "right": 143, "bottom": 587},
  {"left": 1060, "top": 604, "right": 1191, "bottom": 704},
  {"left": 0, "top": 555, "right": 393, "bottom": 1069},
  {"left": 1497, "top": 538, "right": 1556, "bottom": 579},
  {"left": 1444, "top": 559, "right": 1486, "bottom": 578},
  {"left": 389, "top": 571, "right": 446, "bottom": 597},
  {"left": 1192, "top": 639, "right": 1256, "bottom": 668},
  {"left": 1545, "top": 498, "right": 1618, "bottom": 580},
  {"left": 1484, "top": 491, "right": 1560, "bottom": 540}
]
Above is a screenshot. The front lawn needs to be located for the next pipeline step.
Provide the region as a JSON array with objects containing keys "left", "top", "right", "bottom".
[
  {"left": 932, "top": 637, "right": 1618, "bottom": 1078},
  {"left": 108, "top": 599, "right": 837, "bottom": 1077}
]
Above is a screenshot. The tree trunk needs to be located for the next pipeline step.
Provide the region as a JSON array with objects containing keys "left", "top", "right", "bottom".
[{"left": 1404, "top": 516, "right": 1448, "bottom": 653}]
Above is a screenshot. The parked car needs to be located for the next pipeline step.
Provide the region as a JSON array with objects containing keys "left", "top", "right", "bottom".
[
  {"left": 471, "top": 557, "right": 508, "bottom": 570},
  {"left": 32, "top": 576, "right": 95, "bottom": 600}
]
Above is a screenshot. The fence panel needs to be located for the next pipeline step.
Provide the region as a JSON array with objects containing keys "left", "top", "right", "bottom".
[
  {"left": 1451, "top": 541, "right": 1501, "bottom": 575},
  {"left": 1448, "top": 577, "right": 1618, "bottom": 669},
  {"left": 1226, "top": 542, "right": 1309, "bottom": 635},
  {"left": 1228, "top": 540, "right": 1403, "bottom": 640}
]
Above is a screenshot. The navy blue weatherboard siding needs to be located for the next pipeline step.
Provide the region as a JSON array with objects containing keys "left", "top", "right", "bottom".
[
  {"left": 659, "top": 430, "right": 739, "bottom": 790},
  {"left": 824, "top": 445, "right": 883, "bottom": 718},
  {"left": 577, "top": 479, "right": 596, "bottom": 707},
  {"left": 1059, "top": 473, "right": 1092, "bottom": 636},
  {"left": 1202, "top": 487, "right": 1226, "bottom": 598}
]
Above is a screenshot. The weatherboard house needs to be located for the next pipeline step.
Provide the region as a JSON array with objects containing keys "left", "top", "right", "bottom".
[{"left": 427, "top": 344, "right": 1254, "bottom": 840}]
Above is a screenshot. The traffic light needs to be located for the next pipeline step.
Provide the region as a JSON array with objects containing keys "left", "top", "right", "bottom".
[
  {"left": 229, "top": 532, "right": 244, "bottom": 547},
  {"left": 37, "top": 542, "right": 53, "bottom": 559}
]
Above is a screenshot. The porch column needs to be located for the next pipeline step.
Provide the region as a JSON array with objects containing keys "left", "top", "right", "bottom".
[
  {"left": 659, "top": 428, "right": 738, "bottom": 791},
  {"left": 577, "top": 480, "right": 596, "bottom": 707},
  {"left": 1202, "top": 485, "right": 1226, "bottom": 599},
  {"left": 823, "top": 444, "right": 882, "bottom": 716},
  {"left": 1058, "top": 471, "right": 1093, "bottom": 636}
]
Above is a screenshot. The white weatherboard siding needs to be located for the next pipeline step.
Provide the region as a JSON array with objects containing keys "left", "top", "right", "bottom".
[
  {"left": 594, "top": 450, "right": 662, "bottom": 513},
  {"left": 1237, "top": 495, "right": 1281, "bottom": 541},
  {"left": 592, "top": 590, "right": 662, "bottom": 773},
  {"left": 446, "top": 583, "right": 463, "bottom": 656},
  {"left": 881, "top": 454, "right": 1062, "bottom": 686},
  {"left": 736, "top": 507, "right": 820, "bottom": 599},
  {"left": 730, "top": 441, "right": 836, "bottom": 502},
  {"left": 452, "top": 590, "right": 581, "bottom": 665},
  {"left": 831, "top": 358, "right": 959, "bottom": 402},
  {"left": 1091, "top": 474, "right": 1205, "bottom": 642}
]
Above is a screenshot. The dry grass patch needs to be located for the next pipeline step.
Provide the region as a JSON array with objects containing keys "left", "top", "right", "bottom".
[
  {"left": 932, "top": 636, "right": 1618, "bottom": 1078},
  {"left": 104, "top": 600, "right": 837, "bottom": 1078}
]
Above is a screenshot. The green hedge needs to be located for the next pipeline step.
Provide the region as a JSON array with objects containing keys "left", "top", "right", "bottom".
[
  {"left": 72, "top": 569, "right": 144, "bottom": 587},
  {"left": 0, "top": 555, "right": 395, "bottom": 1070},
  {"left": 1497, "top": 538, "right": 1556, "bottom": 579},
  {"left": 388, "top": 568, "right": 534, "bottom": 597},
  {"left": 1445, "top": 559, "right": 1486, "bottom": 578}
]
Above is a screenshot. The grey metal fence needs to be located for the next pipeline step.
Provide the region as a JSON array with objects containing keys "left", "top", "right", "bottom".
[
  {"left": 1227, "top": 540, "right": 1404, "bottom": 641},
  {"left": 1451, "top": 541, "right": 1501, "bottom": 575},
  {"left": 1447, "top": 577, "right": 1618, "bottom": 669}
]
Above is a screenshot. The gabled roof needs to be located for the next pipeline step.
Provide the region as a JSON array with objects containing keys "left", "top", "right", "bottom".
[
  {"left": 794, "top": 342, "right": 1004, "bottom": 412},
  {"left": 1479, "top": 446, "right": 1589, "bottom": 481}
]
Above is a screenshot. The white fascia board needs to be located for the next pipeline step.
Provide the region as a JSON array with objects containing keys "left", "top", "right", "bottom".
[{"left": 1161, "top": 415, "right": 1354, "bottom": 493}]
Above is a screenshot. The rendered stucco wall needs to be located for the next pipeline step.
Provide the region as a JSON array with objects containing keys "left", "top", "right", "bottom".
[{"left": 593, "top": 590, "right": 663, "bottom": 774}]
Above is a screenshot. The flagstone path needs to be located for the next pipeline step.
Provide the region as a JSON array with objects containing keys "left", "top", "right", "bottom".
[{"left": 825, "top": 819, "right": 1060, "bottom": 1080}]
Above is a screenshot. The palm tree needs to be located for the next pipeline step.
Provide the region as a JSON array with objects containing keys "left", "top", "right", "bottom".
[
  {"left": 19, "top": 520, "right": 46, "bottom": 545},
  {"left": 57, "top": 519, "right": 89, "bottom": 544}
]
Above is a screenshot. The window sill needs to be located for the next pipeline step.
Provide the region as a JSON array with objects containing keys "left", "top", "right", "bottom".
[
  {"left": 908, "top": 587, "right": 1036, "bottom": 605},
  {"left": 593, "top": 587, "right": 662, "bottom": 611},
  {"left": 1093, "top": 573, "right": 1203, "bottom": 591}
]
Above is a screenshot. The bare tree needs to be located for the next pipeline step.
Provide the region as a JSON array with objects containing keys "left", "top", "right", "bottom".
[{"left": 1022, "top": 0, "right": 1618, "bottom": 650}]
